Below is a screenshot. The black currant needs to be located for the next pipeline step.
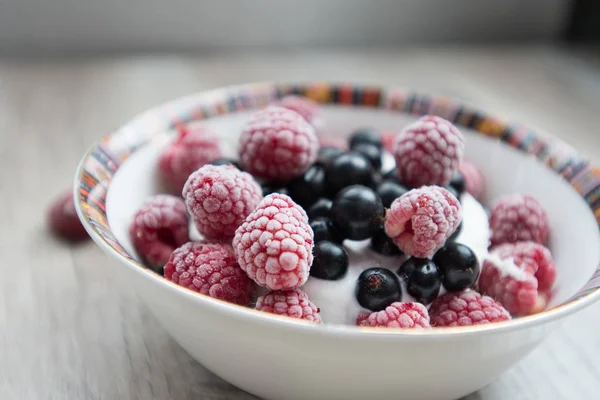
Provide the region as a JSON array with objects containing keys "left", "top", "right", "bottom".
[
  {"left": 370, "top": 227, "right": 403, "bottom": 256},
  {"left": 308, "top": 198, "right": 333, "bottom": 220},
  {"left": 310, "top": 241, "right": 349, "bottom": 280},
  {"left": 449, "top": 171, "right": 466, "bottom": 196},
  {"left": 351, "top": 143, "right": 382, "bottom": 170},
  {"left": 287, "top": 164, "right": 327, "bottom": 207},
  {"left": 448, "top": 221, "right": 463, "bottom": 242},
  {"left": 383, "top": 168, "right": 401, "bottom": 182},
  {"left": 309, "top": 217, "right": 342, "bottom": 243},
  {"left": 331, "top": 185, "right": 384, "bottom": 241},
  {"left": 433, "top": 243, "right": 480, "bottom": 292},
  {"left": 349, "top": 128, "right": 382, "bottom": 150},
  {"left": 325, "top": 152, "right": 374, "bottom": 195},
  {"left": 355, "top": 267, "right": 402, "bottom": 311},
  {"left": 376, "top": 180, "right": 409, "bottom": 208},
  {"left": 208, "top": 157, "right": 242, "bottom": 170},
  {"left": 317, "top": 146, "right": 344, "bottom": 166},
  {"left": 398, "top": 258, "right": 442, "bottom": 304}
]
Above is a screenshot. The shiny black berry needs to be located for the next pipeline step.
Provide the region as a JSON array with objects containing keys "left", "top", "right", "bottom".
[
  {"left": 383, "top": 168, "right": 400, "bottom": 182},
  {"left": 433, "top": 243, "right": 480, "bottom": 292},
  {"left": 449, "top": 171, "right": 466, "bottom": 196},
  {"left": 370, "top": 227, "right": 403, "bottom": 256},
  {"left": 310, "top": 241, "right": 349, "bottom": 280},
  {"left": 351, "top": 143, "right": 382, "bottom": 170},
  {"left": 325, "top": 152, "right": 374, "bottom": 195},
  {"left": 448, "top": 221, "right": 462, "bottom": 241},
  {"left": 398, "top": 258, "right": 442, "bottom": 304},
  {"left": 209, "top": 157, "right": 242, "bottom": 170},
  {"left": 349, "top": 128, "right": 382, "bottom": 150},
  {"left": 310, "top": 217, "right": 342, "bottom": 243},
  {"left": 262, "top": 184, "right": 288, "bottom": 196},
  {"left": 287, "top": 164, "right": 327, "bottom": 207},
  {"left": 308, "top": 198, "right": 333, "bottom": 220},
  {"left": 331, "top": 185, "right": 384, "bottom": 240},
  {"left": 355, "top": 268, "right": 402, "bottom": 311},
  {"left": 317, "top": 146, "right": 345, "bottom": 166},
  {"left": 376, "top": 180, "right": 409, "bottom": 208}
]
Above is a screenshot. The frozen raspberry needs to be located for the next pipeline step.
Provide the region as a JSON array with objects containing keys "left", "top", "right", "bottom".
[
  {"left": 393, "top": 115, "right": 465, "bottom": 187},
  {"left": 491, "top": 241, "right": 557, "bottom": 293},
  {"left": 233, "top": 194, "right": 314, "bottom": 290},
  {"left": 164, "top": 242, "right": 256, "bottom": 305},
  {"left": 356, "top": 302, "right": 431, "bottom": 329},
  {"left": 384, "top": 186, "right": 462, "bottom": 258},
  {"left": 183, "top": 165, "right": 263, "bottom": 241},
  {"left": 276, "top": 95, "right": 321, "bottom": 124},
  {"left": 380, "top": 130, "right": 396, "bottom": 153},
  {"left": 429, "top": 290, "right": 511, "bottom": 327},
  {"left": 489, "top": 194, "right": 549, "bottom": 247},
  {"left": 238, "top": 106, "right": 319, "bottom": 181},
  {"left": 158, "top": 124, "right": 223, "bottom": 193},
  {"left": 255, "top": 288, "right": 321, "bottom": 323},
  {"left": 478, "top": 253, "right": 543, "bottom": 316},
  {"left": 47, "top": 189, "right": 89, "bottom": 242},
  {"left": 458, "top": 159, "right": 485, "bottom": 199},
  {"left": 129, "top": 195, "right": 190, "bottom": 270}
]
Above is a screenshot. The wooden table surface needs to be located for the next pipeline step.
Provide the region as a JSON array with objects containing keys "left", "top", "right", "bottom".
[{"left": 1, "top": 45, "right": 600, "bottom": 400}]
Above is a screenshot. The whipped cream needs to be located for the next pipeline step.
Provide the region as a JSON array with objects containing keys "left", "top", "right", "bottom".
[{"left": 301, "top": 193, "right": 491, "bottom": 325}]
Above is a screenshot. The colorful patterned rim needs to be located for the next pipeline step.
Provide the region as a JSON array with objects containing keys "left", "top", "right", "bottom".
[{"left": 75, "top": 81, "right": 600, "bottom": 330}]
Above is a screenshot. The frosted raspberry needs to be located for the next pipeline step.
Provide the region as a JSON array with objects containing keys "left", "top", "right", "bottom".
[
  {"left": 380, "top": 130, "right": 396, "bottom": 153},
  {"left": 255, "top": 288, "right": 321, "bottom": 323},
  {"left": 489, "top": 194, "right": 549, "bottom": 247},
  {"left": 183, "top": 165, "right": 263, "bottom": 240},
  {"left": 129, "top": 195, "right": 190, "bottom": 269},
  {"left": 356, "top": 302, "right": 431, "bottom": 329},
  {"left": 276, "top": 95, "right": 321, "bottom": 124},
  {"left": 478, "top": 253, "right": 542, "bottom": 316},
  {"left": 232, "top": 194, "right": 314, "bottom": 290},
  {"left": 429, "top": 290, "right": 511, "bottom": 327},
  {"left": 47, "top": 189, "right": 89, "bottom": 242},
  {"left": 384, "top": 186, "right": 462, "bottom": 258},
  {"left": 158, "top": 124, "right": 223, "bottom": 193},
  {"left": 458, "top": 159, "right": 485, "bottom": 199},
  {"left": 164, "top": 242, "right": 256, "bottom": 305},
  {"left": 393, "top": 115, "right": 465, "bottom": 187},
  {"left": 238, "top": 106, "right": 319, "bottom": 181},
  {"left": 491, "top": 241, "right": 557, "bottom": 293}
]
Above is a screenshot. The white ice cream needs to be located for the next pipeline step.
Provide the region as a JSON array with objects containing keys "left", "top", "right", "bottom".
[{"left": 301, "top": 193, "right": 491, "bottom": 325}]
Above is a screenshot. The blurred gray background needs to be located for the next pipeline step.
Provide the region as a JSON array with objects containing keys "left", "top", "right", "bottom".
[{"left": 0, "top": 0, "right": 573, "bottom": 53}]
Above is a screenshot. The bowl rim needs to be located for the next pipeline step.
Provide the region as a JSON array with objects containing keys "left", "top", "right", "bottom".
[{"left": 73, "top": 80, "right": 600, "bottom": 338}]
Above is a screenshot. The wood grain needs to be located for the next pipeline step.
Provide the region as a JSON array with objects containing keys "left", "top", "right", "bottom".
[{"left": 1, "top": 46, "right": 599, "bottom": 400}]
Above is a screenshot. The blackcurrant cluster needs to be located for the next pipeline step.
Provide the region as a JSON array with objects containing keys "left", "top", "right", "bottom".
[{"left": 355, "top": 242, "right": 480, "bottom": 311}]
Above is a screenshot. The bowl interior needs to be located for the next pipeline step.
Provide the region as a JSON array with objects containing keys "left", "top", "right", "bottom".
[{"left": 105, "top": 105, "right": 600, "bottom": 313}]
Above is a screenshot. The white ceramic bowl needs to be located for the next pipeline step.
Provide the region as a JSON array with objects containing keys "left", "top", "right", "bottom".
[{"left": 74, "top": 82, "right": 600, "bottom": 400}]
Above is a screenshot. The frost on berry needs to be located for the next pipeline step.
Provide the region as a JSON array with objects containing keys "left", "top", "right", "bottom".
[
  {"left": 489, "top": 194, "right": 549, "bottom": 247},
  {"left": 393, "top": 115, "right": 465, "bottom": 187},
  {"left": 158, "top": 124, "right": 223, "bottom": 193},
  {"left": 238, "top": 106, "right": 319, "bottom": 181},
  {"left": 129, "top": 195, "right": 190, "bottom": 269},
  {"left": 384, "top": 186, "right": 462, "bottom": 258},
  {"left": 255, "top": 288, "right": 321, "bottom": 323},
  {"left": 491, "top": 241, "right": 557, "bottom": 293},
  {"left": 183, "top": 164, "right": 263, "bottom": 241},
  {"left": 232, "top": 194, "right": 314, "bottom": 290},
  {"left": 164, "top": 241, "right": 256, "bottom": 306},
  {"left": 429, "top": 290, "right": 511, "bottom": 327},
  {"left": 478, "top": 253, "right": 542, "bottom": 316},
  {"left": 356, "top": 302, "right": 431, "bottom": 329}
]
